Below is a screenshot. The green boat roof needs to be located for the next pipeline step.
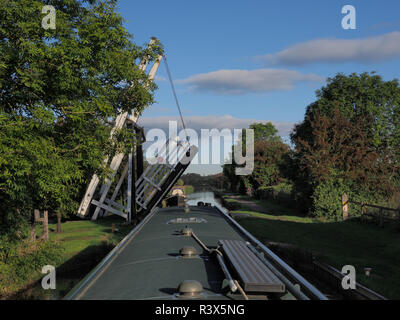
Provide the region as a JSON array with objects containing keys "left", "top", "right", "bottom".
[{"left": 66, "top": 205, "right": 249, "bottom": 300}]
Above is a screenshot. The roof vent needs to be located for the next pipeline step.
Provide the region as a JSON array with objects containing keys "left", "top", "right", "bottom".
[
  {"left": 180, "top": 246, "right": 197, "bottom": 258},
  {"left": 178, "top": 280, "right": 203, "bottom": 298},
  {"left": 184, "top": 203, "right": 190, "bottom": 213},
  {"left": 181, "top": 227, "right": 193, "bottom": 236}
]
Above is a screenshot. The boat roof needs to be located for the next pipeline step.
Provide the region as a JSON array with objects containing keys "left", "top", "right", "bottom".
[{"left": 66, "top": 205, "right": 250, "bottom": 300}]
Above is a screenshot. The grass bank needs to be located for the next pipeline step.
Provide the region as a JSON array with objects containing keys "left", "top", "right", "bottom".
[{"left": 1, "top": 216, "right": 131, "bottom": 299}]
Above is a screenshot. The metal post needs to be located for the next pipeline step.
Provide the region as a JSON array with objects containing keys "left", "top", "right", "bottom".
[
  {"left": 135, "top": 127, "right": 144, "bottom": 181},
  {"left": 131, "top": 152, "right": 136, "bottom": 223},
  {"left": 126, "top": 123, "right": 137, "bottom": 223}
]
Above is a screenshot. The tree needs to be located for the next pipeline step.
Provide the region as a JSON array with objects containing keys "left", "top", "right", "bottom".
[
  {"left": 288, "top": 72, "right": 400, "bottom": 219},
  {"left": 292, "top": 72, "right": 400, "bottom": 160},
  {"left": 0, "top": 0, "right": 163, "bottom": 233},
  {"left": 223, "top": 122, "right": 289, "bottom": 195},
  {"left": 250, "top": 139, "right": 289, "bottom": 191},
  {"left": 222, "top": 151, "right": 244, "bottom": 192},
  {"left": 249, "top": 122, "right": 279, "bottom": 142}
]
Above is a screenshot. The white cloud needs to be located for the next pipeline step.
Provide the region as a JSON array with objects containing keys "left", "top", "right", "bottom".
[
  {"left": 138, "top": 115, "right": 295, "bottom": 137},
  {"left": 178, "top": 69, "right": 324, "bottom": 95},
  {"left": 259, "top": 31, "right": 400, "bottom": 66}
]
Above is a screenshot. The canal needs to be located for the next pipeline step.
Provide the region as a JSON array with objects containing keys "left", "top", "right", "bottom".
[{"left": 186, "top": 190, "right": 229, "bottom": 213}]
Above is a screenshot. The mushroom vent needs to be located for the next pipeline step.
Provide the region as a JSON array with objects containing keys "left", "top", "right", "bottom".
[
  {"left": 181, "top": 227, "right": 193, "bottom": 236},
  {"left": 180, "top": 246, "right": 197, "bottom": 258},
  {"left": 178, "top": 280, "right": 203, "bottom": 298}
]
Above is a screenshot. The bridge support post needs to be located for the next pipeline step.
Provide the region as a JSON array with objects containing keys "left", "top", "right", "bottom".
[
  {"left": 135, "top": 126, "right": 145, "bottom": 181},
  {"left": 127, "top": 123, "right": 137, "bottom": 224}
]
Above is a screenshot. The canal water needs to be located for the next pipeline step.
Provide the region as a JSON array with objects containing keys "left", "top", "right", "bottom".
[
  {"left": 186, "top": 190, "right": 229, "bottom": 214},
  {"left": 186, "top": 191, "right": 219, "bottom": 206}
]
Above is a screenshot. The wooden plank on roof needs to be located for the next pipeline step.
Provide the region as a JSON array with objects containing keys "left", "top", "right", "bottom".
[{"left": 219, "top": 239, "right": 285, "bottom": 293}]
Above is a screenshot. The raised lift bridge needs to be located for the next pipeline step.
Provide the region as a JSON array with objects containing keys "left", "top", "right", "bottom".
[{"left": 76, "top": 38, "right": 196, "bottom": 224}]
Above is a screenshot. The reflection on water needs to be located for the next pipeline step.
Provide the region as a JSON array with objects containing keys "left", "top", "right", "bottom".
[
  {"left": 187, "top": 191, "right": 219, "bottom": 206},
  {"left": 186, "top": 191, "right": 228, "bottom": 214}
]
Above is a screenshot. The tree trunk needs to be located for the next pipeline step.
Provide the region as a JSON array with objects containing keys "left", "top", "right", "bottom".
[
  {"left": 56, "top": 211, "right": 62, "bottom": 233},
  {"left": 30, "top": 223, "right": 36, "bottom": 243},
  {"left": 41, "top": 211, "right": 49, "bottom": 241}
]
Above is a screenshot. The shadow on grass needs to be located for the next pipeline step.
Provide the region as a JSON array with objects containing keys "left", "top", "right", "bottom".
[
  {"left": 225, "top": 193, "right": 304, "bottom": 218},
  {"left": 56, "top": 242, "right": 114, "bottom": 278}
]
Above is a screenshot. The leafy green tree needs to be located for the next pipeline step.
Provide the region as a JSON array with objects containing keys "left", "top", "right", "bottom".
[
  {"left": 222, "top": 149, "right": 242, "bottom": 192},
  {"left": 0, "top": 0, "right": 162, "bottom": 233},
  {"left": 223, "top": 122, "right": 289, "bottom": 194},
  {"left": 292, "top": 72, "right": 400, "bottom": 160},
  {"left": 250, "top": 139, "right": 289, "bottom": 191},
  {"left": 249, "top": 122, "right": 280, "bottom": 142},
  {"left": 288, "top": 72, "right": 400, "bottom": 219}
]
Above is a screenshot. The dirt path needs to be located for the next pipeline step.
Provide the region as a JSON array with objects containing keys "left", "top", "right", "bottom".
[{"left": 228, "top": 195, "right": 269, "bottom": 213}]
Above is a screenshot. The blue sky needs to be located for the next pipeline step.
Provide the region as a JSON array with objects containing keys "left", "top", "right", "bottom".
[{"left": 115, "top": 0, "right": 400, "bottom": 174}]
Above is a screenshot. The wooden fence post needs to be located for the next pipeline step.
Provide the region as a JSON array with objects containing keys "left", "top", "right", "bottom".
[
  {"left": 32, "top": 210, "right": 49, "bottom": 241},
  {"left": 361, "top": 202, "right": 366, "bottom": 223},
  {"left": 342, "top": 193, "right": 349, "bottom": 221}
]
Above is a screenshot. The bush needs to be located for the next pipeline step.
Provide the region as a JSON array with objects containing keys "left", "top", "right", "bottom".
[
  {"left": 311, "top": 179, "right": 349, "bottom": 221},
  {"left": 288, "top": 73, "right": 400, "bottom": 220},
  {"left": 0, "top": 236, "right": 64, "bottom": 298},
  {"left": 311, "top": 178, "right": 384, "bottom": 221},
  {"left": 257, "top": 183, "right": 297, "bottom": 208},
  {"left": 184, "top": 185, "right": 194, "bottom": 194}
]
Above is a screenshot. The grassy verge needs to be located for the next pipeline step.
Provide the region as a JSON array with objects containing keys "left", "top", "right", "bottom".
[
  {"left": 239, "top": 195, "right": 301, "bottom": 216},
  {"left": 47, "top": 216, "right": 131, "bottom": 260},
  {"left": 1, "top": 216, "right": 131, "bottom": 299},
  {"left": 232, "top": 210, "right": 314, "bottom": 223},
  {"left": 220, "top": 192, "right": 400, "bottom": 299},
  {"left": 232, "top": 209, "right": 400, "bottom": 299}
]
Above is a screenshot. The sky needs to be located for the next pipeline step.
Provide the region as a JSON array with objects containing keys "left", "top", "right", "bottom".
[{"left": 115, "top": 0, "right": 400, "bottom": 175}]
